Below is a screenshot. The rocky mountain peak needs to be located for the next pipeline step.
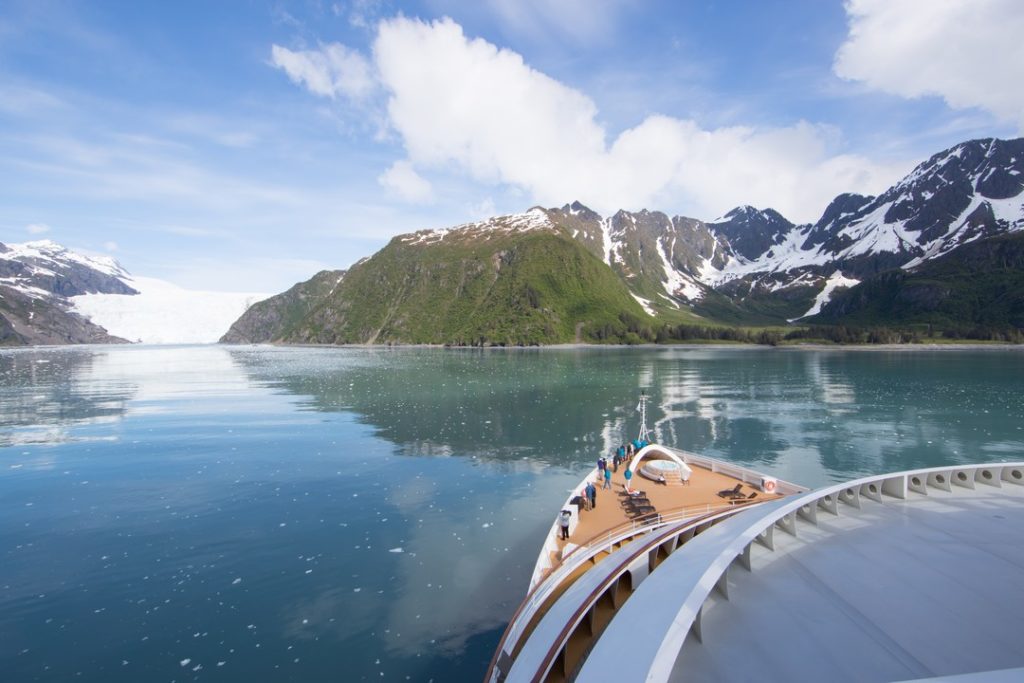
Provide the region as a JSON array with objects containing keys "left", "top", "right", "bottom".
[
  {"left": 709, "top": 205, "right": 794, "bottom": 261},
  {"left": 562, "top": 200, "right": 602, "bottom": 221},
  {"left": 1, "top": 239, "right": 137, "bottom": 297}
]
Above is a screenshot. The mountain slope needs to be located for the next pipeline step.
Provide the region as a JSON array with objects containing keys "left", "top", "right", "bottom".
[
  {"left": 813, "top": 232, "right": 1024, "bottom": 329},
  {"left": 260, "top": 209, "right": 654, "bottom": 346},
  {"left": 221, "top": 269, "right": 346, "bottom": 343},
  {"left": 0, "top": 282, "right": 125, "bottom": 345},
  {"left": 0, "top": 240, "right": 132, "bottom": 345}
]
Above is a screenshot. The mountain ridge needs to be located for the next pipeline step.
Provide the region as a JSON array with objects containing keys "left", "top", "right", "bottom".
[{"left": 223, "top": 136, "right": 1024, "bottom": 344}]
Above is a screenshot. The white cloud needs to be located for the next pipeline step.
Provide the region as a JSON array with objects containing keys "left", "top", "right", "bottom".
[
  {"left": 26, "top": 222, "right": 50, "bottom": 234},
  {"left": 378, "top": 160, "right": 433, "bottom": 203},
  {"left": 276, "top": 16, "right": 910, "bottom": 223},
  {"left": 835, "top": 0, "right": 1024, "bottom": 131},
  {"left": 103, "top": 240, "right": 119, "bottom": 251},
  {"left": 372, "top": 17, "right": 905, "bottom": 222},
  {"left": 270, "top": 43, "right": 375, "bottom": 100}
]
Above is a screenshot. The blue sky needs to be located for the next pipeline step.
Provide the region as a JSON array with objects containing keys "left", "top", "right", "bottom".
[{"left": 1, "top": 0, "right": 1021, "bottom": 292}]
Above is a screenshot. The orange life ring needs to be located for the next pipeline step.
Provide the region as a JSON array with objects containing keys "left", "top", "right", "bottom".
[{"left": 763, "top": 479, "right": 777, "bottom": 493}]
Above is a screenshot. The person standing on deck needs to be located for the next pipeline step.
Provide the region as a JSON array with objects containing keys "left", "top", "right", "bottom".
[
  {"left": 559, "top": 510, "right": 571, "bottom": 540},
  {"left": 603, "top": 465, "right": 612, "bottom": 490},
  {"left": 586, "top": 480, "right": 597, "bottom": 509},
  {"left": 597, "top": 456, "right": 606, "bottom": 474},
  {"left": 624, "top": 467, "right": 633, "bottom": 492}
]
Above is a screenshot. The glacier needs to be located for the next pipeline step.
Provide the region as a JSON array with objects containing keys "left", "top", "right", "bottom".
[{"left": 73, "top": 276, "right": 268, "bottom": 344}]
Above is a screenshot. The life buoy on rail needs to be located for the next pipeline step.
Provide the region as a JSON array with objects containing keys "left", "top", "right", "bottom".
[{"left": 761, "top": 477, "right": 777, "bottom": 494}]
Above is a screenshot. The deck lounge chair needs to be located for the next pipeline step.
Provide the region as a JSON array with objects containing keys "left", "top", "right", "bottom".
[{"left": 718, "top": 483, "right": 743, "bottom": 499}]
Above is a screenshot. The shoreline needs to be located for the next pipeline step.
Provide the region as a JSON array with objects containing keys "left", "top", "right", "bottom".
[
  {"left": 5, "top": 341, "right": 1023, "bottom": 352},
  {"left": 248, "top": 341, "right": 1024, "bottom": 352}
]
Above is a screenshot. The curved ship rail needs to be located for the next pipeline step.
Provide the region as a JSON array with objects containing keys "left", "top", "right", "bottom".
[
  {"left": 497, "top": 501, "right": 745, "bottom": 670},
  {"left": 488, "top": 505, "right": 756, "bottom": 683},
  {"left": 575, "top": 461, "right": 1024, "bottom": 683}
]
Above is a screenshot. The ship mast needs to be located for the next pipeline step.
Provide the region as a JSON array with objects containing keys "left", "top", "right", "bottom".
[{"left": 637, "top": 390, "right": 651, "bottom": 443}]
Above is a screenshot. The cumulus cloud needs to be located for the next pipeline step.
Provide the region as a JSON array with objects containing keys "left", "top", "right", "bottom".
[
  {"left": 275, "top": 16, "right": 908, "bottom": 221},
  {"left": 835, "top": 0, "right": 1024, "bottom": 131},
  {"left": 378, "top": 160, "right": 433, "bottom": 202},
  {"left": 270, "top": 43, "right": 375, "bottom": 100},
  {"left": 26, "top": 223, "right": 51, "bottom": 235}
]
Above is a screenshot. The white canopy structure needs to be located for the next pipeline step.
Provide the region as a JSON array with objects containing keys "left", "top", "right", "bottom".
[{"left": 627, "top": 444, "right": 692, "bottom": 482}]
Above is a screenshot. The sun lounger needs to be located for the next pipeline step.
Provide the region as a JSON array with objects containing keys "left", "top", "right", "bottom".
[{"left": 717, "top": 483, "right": 743, "bottom": 498}]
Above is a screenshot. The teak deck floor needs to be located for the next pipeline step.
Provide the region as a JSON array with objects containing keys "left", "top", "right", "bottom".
[{"left": 560, "top": 464, "right": 774, "bottom": 554}]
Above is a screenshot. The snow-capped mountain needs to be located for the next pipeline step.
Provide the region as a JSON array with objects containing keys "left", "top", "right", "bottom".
[
  {"left": 0, "top": 239, "right": 268, "bottom": 345},
  {"left": 0, "top": 239, "right": 137, "bottom": 298},
  {"left": 547, "top": 137, "right": 1024, "bottom": 323}
]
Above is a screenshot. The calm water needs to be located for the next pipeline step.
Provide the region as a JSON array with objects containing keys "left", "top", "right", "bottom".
[{"left": 2, "top": 345, "right": 1023, "bottom": 682}]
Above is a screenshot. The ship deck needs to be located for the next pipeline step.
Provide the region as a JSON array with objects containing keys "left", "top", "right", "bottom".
[{"left": 556, "top": 462, "right": 777, "bottom": 557}]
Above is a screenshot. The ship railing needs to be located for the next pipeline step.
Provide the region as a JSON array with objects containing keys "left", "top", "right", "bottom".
[
  {"left": 573, "top": 460, "right": 1024, "bottom": 683},
  {"left": 505, "top": 500, "right": 745, "bottom": 660},
  {"left": 568, "top": 501, "right": 739, "bottom": 562},
  {"left": 665, "top": 446, "right": 807, "bottom": 496},
  {"left": 489, "top": 505, "right": 753, "bottom": 683}
]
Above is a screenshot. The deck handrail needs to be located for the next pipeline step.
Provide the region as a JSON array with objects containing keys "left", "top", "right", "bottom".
[
  {"left": 498, "top": 506, "right": 757, "bottom": 683},
  {"left": 574, "top": 460, "right": 1024, "bottom": 683},
  {"left": 490, "top": 500, "right": 757, "bottom": 682}
]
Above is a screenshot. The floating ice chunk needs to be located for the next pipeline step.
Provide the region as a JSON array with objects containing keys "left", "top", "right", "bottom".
[
  {"left": 231, "top": 578, "right": 242, "bottom": 585},
  {"left": 482, "top": 523, "right": 491, "bottom": 528},
  {"left": 180, "top": 659, "right": 191, "bottom": 667},
  {"left": 388, "top": 547, "right": 403, "bottom": 553}
]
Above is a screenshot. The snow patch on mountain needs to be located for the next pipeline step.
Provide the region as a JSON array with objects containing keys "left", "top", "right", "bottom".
[
  {"left": 790, "top": 272, "right": 860, "bottom": 321},
  {"left": 656, "top": 236, "right": 703, "bottom": 301},
  {"left": 3, "top": 239, "right": 128, "bottom": 280},
  {"left": 630, "top": 293, "right": 656, "bottom": 316},
  {"left": 73, "top": 276, "right": 268, "bottom": 344},
  {"left": 600, "top": 217, "right": 614, "bottom": 266},
  {"left": 708, "top": 223, "right": 827, "bottom": 286},
  {"left": 399, "top": 208, "right": 553, "bottom": 246}
]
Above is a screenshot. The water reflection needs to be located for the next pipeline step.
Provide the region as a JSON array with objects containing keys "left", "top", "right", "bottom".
[
  {"left": 226, "top": 345, "right": 1024, "bottom": 487},
  {"left": 0, "top": 348, "right": 135, "bottom": 447},
  {"left": 3, "top": 345, "right": 1023, "bottom": 682}
]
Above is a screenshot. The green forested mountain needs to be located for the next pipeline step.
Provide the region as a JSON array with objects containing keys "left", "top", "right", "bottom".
[{"left": 223, "top": 210, "right": 654, "bottom": 345}]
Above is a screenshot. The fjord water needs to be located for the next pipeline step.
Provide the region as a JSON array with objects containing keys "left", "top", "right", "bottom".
[{"left": 2, "top": 345, "right": 1023, "bottom": 682}]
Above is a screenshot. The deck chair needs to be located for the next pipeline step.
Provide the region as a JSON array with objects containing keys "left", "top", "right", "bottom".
[
  {"left": 731, "top": 491, "right": 758, "bottom": 505},
  {"left": 718, "top": 483, "right": 743, "bottom": 498}
]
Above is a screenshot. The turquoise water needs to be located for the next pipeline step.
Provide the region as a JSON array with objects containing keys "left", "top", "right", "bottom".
[{"left": 2, "top": 345, "right": 1023, "bottom": 681}]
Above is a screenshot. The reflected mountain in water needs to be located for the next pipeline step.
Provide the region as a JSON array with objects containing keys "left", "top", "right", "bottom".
[
  {"left": 0, "top": 348, "right": 136, "bottom": 447},
  {"left": 227, "top": 345, "right": 1024, "bottom": 487}
]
